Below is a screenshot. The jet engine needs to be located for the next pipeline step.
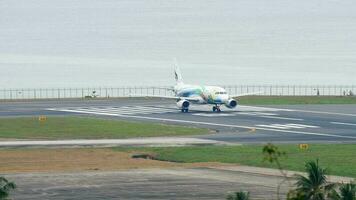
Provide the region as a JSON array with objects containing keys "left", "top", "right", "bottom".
[
  {"left": 225, "top": 99, "right": 238, "bottom": 109},
  {"left": 177, "top": 100, "right": 190, "bottom": 112}
]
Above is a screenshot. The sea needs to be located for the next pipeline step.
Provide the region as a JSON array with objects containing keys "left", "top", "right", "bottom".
[{"left": 1, "top": 0, "right": 355, "bottom": 89}]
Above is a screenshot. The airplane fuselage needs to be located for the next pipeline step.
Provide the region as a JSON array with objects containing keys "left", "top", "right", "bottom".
[{"left": 174, "top": 84, "right": 230, "bottom": 105}]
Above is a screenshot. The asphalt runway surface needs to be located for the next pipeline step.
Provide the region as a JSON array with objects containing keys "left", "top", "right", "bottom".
[{"left": 1, "top": 98, "right": 356, "bottom": 144}]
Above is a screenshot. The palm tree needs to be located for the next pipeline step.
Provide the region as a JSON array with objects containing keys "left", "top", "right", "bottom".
[
  {"left": 226, "top": 191, "right": 250, "bottom": 200},
  {"left": 329, "top": 182, "right": 356, "bottom": 200},
  {"left": 293, "top": 160, "right": 335, "bottom": 200},
  {"left": 0, "top": 177, "right": 16, "bottom": 200}
]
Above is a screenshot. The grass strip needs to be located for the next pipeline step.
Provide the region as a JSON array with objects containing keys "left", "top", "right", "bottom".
[
  {"left": 116, "top": 144, "right": 356, "bottom": 178},
  {"left": 0, "top": 117, "right": 209, "bottom": 139},
  {"left": 238, "top": 96, "right": 356, "bottom": 105}
]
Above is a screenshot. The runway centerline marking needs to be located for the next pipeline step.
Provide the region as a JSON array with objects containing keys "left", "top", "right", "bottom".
[
  {"left": 193, "top": 113, "right": 236, "bottom": 117},
  {"left": 256, "top": 123, "right": 319, "bottom": 130},
  {"left": 283, "top": 109, "right": 356, "bottom": 117},
  {"left": 49, "top": 108, "right": 356, "bottom": 140},
  {"left": 330, "top": 122, "right": 356, "bottom": 126},
  {"left": 258, "top": 116, "right": 304, "bottom": 121},
  {"left": 239, "top": 105, "right": 356, "bottom": 117}
]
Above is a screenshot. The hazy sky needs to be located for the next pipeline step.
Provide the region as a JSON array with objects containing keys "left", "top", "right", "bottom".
[{"left": 0, "top": 0, "right": 355, "bottom": 88}]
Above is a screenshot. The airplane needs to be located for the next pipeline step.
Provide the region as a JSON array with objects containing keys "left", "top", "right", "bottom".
[{"left": 131, "top": 64, "right": 261, "bottom": 113}]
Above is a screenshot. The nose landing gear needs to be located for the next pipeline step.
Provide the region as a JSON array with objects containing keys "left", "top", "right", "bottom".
[
  {"left": 212, "top": 105, "right": 221, "bottom": 112},
  {"left": 181, "top": 108, "right": 189, "bottom": 113}
]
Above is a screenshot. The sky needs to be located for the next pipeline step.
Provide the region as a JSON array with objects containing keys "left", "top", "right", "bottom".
[{"left": 0, "top": 0, "right": 355, "bottom": 88}]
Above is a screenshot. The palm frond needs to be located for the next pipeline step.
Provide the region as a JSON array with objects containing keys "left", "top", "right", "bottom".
[{"left": 226, "top": 191, "right": 250, "bottom": 200}]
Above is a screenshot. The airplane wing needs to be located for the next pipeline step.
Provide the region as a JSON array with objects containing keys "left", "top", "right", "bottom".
[
  {"left": 128, "top": 94, "right": 201, "bottom": 102},
  {"left": 230, "top": 91, "right": 264, "bottom": 98},
  {"left": 154, "top": 87, "right": 175, "bottom": 91}
]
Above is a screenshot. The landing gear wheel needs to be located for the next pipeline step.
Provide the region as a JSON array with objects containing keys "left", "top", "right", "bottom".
[
  {"left": 212, "top": 106, "right": 217, "bottom": 112},
  {"left": 213, "top": 105, "right": 221, "bottom": 112},
  {"left": 181, "top": 108, "right": 189, "bottom": 113}
]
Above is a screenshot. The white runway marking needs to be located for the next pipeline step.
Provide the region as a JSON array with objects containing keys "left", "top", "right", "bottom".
[
  {"left": 237, "top": 105, "right": 293, "bottom": 112},
  {"left": 240, "top": 105, "right": 356, "bottom": 117},
  {"left": 258, "top": 116, "right": 304, "bottom": 121},
  {"left": 49, "top": 106, "right": 178, "bottom": 115},
  {"left": 330, "top": 122, "right": 356, "bottom": 127},
  {"left": 256, "top": 123, "right": 319, "bottom": 130},
  {"left": 50, "top": 106, "right": 286, "bottom": 118},
  {"left": 287, "top": 109, "right": 356, "bottom": 117},
  {"left": 236, "top": 112, "right": 277, "bottom": 116},
  {"left": 251, "top": 112, "right": 279, "bottom": 116},
  {"left": 48, "top": 108, "right": 356, "bottom": 139},
  {"left": 193, "top": 113, "right": 236, "bottom": 117}
]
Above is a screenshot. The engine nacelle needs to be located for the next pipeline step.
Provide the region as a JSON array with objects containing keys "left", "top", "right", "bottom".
[
  {"left": 177, "top": 100, "right": 190, "bottom": 109},
  {"left": 225, "top": 99, "right": 238, "bottom": 109}
]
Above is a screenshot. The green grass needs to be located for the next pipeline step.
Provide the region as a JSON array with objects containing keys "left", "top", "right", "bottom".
[
  {"left": 0, "top": 117, "right": 209, "bottom": 139},
  {"left": 238, "top": 96, "right": 356, "bottom": 105},
  {"left": 118, "top": 144, "right": 356, "bottom": 178}
]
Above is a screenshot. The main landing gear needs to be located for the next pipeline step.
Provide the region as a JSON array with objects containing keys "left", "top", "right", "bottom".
[{"left": 212, "top": 105, "right": 221, "bottom": 112}]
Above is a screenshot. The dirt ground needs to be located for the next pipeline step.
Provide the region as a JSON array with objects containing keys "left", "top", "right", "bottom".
[{"left": 0, "top": 148, "right": 221, "bottom": 173}]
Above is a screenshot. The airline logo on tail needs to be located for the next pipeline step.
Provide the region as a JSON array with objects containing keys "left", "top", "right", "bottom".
[{"left": 175, "top": 71, "right": 179, "bottom": 82}]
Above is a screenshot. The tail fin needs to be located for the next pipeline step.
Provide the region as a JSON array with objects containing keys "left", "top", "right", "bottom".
[{"left": 174, "top": 60, "right": 184, "bottom": 85}]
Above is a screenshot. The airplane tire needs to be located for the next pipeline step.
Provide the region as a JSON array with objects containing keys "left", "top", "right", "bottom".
[{"left": 213, "top": 106, "right": 221, "bottom": 112}]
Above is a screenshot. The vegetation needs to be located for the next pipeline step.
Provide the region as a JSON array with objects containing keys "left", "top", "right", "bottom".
[
  {"left": 225, "top": 144, "right": 355, "bottom": 200},
  {"left": 233, "top": 144, "right": 355, "bottom": 200},
  {"left": 329, "top": 182, "right": 356, "bottom": 200},
  {"left": 238, "top": 96, "right": 356, "bottom": 105},
  {"left": 226, "top": 191, "right": 250, "bottom": 200},
  {"left": 262, "top": 143, "right": 289, "bottom": 199},
  {"left": 288, "top": 160, "right": 336, "bottom": 200},
  {"left": 119, "top": 144, "right": 356, "bottom": 177},
  {"left": 0, "top": 177, "right": 16, "bottom": 200},
  {"left": 0, "top": 117, "right": 209, "bottom": 139}
]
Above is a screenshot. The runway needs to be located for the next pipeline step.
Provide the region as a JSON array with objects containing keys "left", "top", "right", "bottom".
[
  {"left": 1, "top": 98, "right": 356, "bottom": 144},
  {"left": 1, "top": 99, "right": 356, "bottom": 199}
]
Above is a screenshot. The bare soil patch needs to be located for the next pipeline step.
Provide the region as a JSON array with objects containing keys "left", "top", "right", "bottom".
[{"left": 0, "top": 148, "right": 222, "bottom": 173}]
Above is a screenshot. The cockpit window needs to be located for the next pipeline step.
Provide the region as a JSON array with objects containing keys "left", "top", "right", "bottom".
[{"left": 215, "top": 92, "right": 227, "bottom": 95}]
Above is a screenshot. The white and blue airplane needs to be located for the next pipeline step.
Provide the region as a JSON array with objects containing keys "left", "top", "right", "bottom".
[{"left": 133, "top": 64, "right": 260, "bottom": 113}]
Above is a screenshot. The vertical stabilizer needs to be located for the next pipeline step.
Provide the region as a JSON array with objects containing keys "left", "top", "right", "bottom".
[{"left": 174, "top": 60, "right": 184, "bottom": 85}]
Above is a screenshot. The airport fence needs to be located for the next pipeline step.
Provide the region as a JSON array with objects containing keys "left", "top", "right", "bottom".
[{"left": 0, "top": 85, "right": 355, "bottom": 100}]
